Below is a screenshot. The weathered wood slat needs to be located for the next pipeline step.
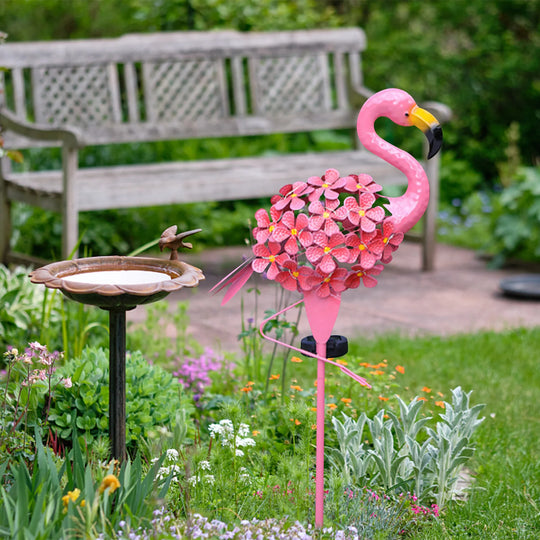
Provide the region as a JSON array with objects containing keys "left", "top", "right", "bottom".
[
  {"left": 0, "top": 29, "right": 366, "bottom": 67},
  {"left": 6, "top": 150, "right": 410, "bottom": 211}
]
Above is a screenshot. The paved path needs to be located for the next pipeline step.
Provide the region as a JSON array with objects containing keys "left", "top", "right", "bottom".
[{"left": 128, "top": 242, "right": 540, "bottom": 353}]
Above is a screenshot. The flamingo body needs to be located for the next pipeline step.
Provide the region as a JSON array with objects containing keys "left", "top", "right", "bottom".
[{"left": 211, "top": 88, "right": 442, "bottom": 303}]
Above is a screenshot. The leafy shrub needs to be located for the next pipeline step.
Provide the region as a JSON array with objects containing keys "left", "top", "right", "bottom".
[
  {"left": 490, "top": 166, "right": 540, "bottom": 265},
  {"left": 46, "top": 347, "right": 194, "bottom": 452},
  {"left": 0, "top": 265, "right": 57, "bottom": 352},
  {"left": 327, "top": 387, "right": 485, "bottom": 509}
]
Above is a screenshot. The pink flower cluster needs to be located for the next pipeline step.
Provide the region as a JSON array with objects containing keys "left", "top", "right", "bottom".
[{"left": 251, "top": 169, "right": 403, "bottom": 297}]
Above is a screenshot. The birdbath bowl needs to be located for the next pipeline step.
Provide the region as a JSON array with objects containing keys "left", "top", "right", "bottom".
[{"left": 30, "top": 255, "right": 204, "bottom": 460}]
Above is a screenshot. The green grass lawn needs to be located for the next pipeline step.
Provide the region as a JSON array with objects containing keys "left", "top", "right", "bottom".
[{"left": 348, "top": 327, "right": 540, "bottom": 539}]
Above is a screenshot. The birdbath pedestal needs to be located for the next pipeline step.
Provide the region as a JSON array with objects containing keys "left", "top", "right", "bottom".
[{"left": 30, "top": 255, "right": 204, "bottom": 460}]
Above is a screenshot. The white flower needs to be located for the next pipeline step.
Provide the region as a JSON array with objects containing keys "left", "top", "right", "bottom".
[
  {"left": 203, "top": 474, "right": 215, "bottom": 485},
  {"left": 235, "top": 449, "right": 245, "bottom": 457},
  {"left": 188, "top": 475, "right": 198, "bottom": 486},
  {"left": 199, "top": 460, "right": 211, "bottom": 471},
  {"left": 236, "top": 436, "right": 256, "bottom": 448},
  {"left": 166, "top": 448, "right": 179, "bottom": 461}
]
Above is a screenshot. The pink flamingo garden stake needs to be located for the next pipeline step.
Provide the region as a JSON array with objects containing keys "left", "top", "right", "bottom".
[{"left": 212, "top": 88, "right": 443, "bottom": 527}]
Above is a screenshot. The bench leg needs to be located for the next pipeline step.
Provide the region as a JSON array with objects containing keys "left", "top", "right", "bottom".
[
  {"left": 422, "top": 146, "right": 441, "bottom": 271},
  {"left": 0, "top": 158, "right": 11, "bottom": 265},
  {"left": 62, "top": 145, "right": 79, "bottom": 260}
]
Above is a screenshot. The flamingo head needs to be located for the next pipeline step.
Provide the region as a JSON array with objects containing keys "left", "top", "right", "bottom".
[{"left": 362, "top": 88, "right": 443, "bottom": 159}]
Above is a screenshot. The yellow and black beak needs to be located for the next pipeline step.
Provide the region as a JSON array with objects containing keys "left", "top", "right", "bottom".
[{"left": 409, "top": 105, "right": 443, "bottom": 159}]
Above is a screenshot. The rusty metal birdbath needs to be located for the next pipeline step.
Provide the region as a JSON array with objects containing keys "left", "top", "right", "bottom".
[{"left": 29, "top": 227, "right": 204, "bottom": 460}]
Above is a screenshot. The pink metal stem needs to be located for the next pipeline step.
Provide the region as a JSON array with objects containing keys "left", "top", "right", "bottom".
[{"left": 315, "top": 340, "right": 326, "bottom": 527}]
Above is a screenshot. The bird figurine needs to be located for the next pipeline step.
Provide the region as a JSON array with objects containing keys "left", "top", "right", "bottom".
[
  {"left": 211, "top": 88, "right": 442, "bottom": 304},
  {"left": 211, "top": 88, "right": 443, "bottom": 528},
  {"left": 159, "top": 226, "right": 202, "bottom": 260}
]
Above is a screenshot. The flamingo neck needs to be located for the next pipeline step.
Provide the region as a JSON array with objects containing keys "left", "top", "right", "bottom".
[{"left": 357, "top": 102, "right": 429, "bottom": 234}]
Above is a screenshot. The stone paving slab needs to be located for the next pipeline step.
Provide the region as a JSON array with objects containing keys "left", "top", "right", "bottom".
[{"left": 128, "top": 242, "right": 540, "bottom": 354}]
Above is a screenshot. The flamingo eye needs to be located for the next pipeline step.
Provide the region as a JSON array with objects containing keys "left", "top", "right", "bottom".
[{"left": 404, "top": 112, "right": 409, "bottom": 117}]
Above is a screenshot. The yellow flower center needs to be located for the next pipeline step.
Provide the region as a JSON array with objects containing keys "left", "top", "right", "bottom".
[
  {"left": 383, "top": 237, "right": 389, "bottom": 244},
  {"left": 356, "top": 183, "right": 364, "bottom": 190},
  {"left": 358, "top": 209, "right": 365, "bottom": 217},
  {"left": 323, "top": 211, "right": 330, "bottom": 219},
  {"left": 269, "top": 255, "right": 276, "bottom": 263},
  {"left": 291, "top": 193, "right": 297, "bottom": 198},
  {"left": 324, "top": 277, "right": 331, "bottom": 283},
  {"left": 358, "top": 244, "right": 366, "bottom": 251},
  {"left": 292, "top": 271, "right": 299, "bottom": 278},
  {"left": 322, "top": 183, "right": 329, "bottom": 188},
  {"left": 357, "top": 271, "right": 364, "bottom": 277},
  {"left": 324, "top": 246, "right": 331, "bottom": 254},
  {"left": 291, "top": 228, "right": 298, "bottom": 236},
  {"left": 269, "top": 225, "right": 275, "bottom": 233}
]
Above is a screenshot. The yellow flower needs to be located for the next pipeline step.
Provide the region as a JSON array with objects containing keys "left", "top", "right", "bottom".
[
  {"left": 99, "top": 474, "right": 120, "bottom": 495},
  {"left": 291, "top": 356, "right": 303, "bottom": 363},
  {"left": 62, "top": 488, "right": 81, "bottom": 508}
]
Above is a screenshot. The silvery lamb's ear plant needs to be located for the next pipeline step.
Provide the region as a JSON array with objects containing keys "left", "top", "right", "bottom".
[
  {"left": 326, "top": 412, "right": 371, "bottom": 486},
  {"left": 425, "top": 386, "right": 485, "bottom": 508},
  {"left": 327, "top": 387, "right": 485, "bottom": 509}
]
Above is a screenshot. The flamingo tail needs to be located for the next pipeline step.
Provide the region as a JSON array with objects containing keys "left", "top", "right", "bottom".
[{"left": 210, "top": 257, "right": 255, "bottom": 305}]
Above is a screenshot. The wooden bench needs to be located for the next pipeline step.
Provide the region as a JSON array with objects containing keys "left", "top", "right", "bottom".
[{"left": 0, "top": 29, "right": 451, "bottom": 269}]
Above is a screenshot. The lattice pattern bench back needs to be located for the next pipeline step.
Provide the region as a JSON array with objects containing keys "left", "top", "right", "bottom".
[{"left": 0, "top": 29, "right": 367, "bottom": 148}]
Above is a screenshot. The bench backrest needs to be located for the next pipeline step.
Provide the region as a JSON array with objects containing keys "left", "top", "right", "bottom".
[{"left": 0, "top": 29, "right": 367, "bottom": 148}]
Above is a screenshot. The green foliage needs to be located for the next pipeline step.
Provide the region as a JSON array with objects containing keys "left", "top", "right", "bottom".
[
  {"left": 0, "top": 265, "right": 54, "bottom": 352},
  {"left": 0, "top": 265, "right": 108, "bottom": 358},
  {"left": 490, "top": 166, "right": 540, "bottom": 265},
  {"left": 45, "top": 347, "right": 194, "bottom": 452},
  {"left": 0, "top": 433, "right": 167, "bottom": 539}
]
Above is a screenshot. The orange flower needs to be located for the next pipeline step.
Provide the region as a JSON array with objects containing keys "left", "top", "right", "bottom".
[
  {"left": 422, "top": 386, "right": 432, "bottom": 393},
  {"left": 336, "top": 359, "right": 348, "bottom": 366},
  {"left": 437, "top": 391, "right": 444, "bottom": 397},
  {"left": 252, "top": 430, "right": 260, "bottom": 436},
  {"left": 370, "top": 370, "right": 385, "bottom": 376},
  {"left": 269, "top": 374, "right": 280, "bottom": 380},
  {"left": 291, "top": 356, "right": 303, "bottom": 363},
  {"left": 395, "top": 365, "right": 405, "bottom": 374},
  {"left": 340, "top": 397, "right": 352, "bottom": 404},
  {"left": 435, "top": 401, "right": 445, "bottom": 408},
  {"left": 417, "top": 396, "right": 428, "bottom": 402},
  {"left": 311, "top": 407, "right": 317, "bottom": 412},
  {"left": 290, "top": 385, "right": 303, "bottom": 392},
  {"left": 311, "top": 424, "right": 317, "bottom": 430},
  {"left": 378, "top": 396, "right": 389, "bottom": 401},
  {"left": 290, "top": 418, "right": 301, "bottom": 425},
  {"left": 241, "top": 386, "right": 253, "bottom": 393},
  {"left": 327, "top": 403, "right": 337, "bottom": 410}
]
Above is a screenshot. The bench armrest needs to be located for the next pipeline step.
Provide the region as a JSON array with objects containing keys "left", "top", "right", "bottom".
[
  {"left": 421, "top": 101, "right": 452, "bottom": 124},
  {"left": 0, "top": 108, "right": 84, "bottom": 148}
]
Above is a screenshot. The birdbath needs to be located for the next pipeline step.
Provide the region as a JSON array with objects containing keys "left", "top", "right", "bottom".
[{"left": 29, "top": 228, "right": 204, "bottom": 460}]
